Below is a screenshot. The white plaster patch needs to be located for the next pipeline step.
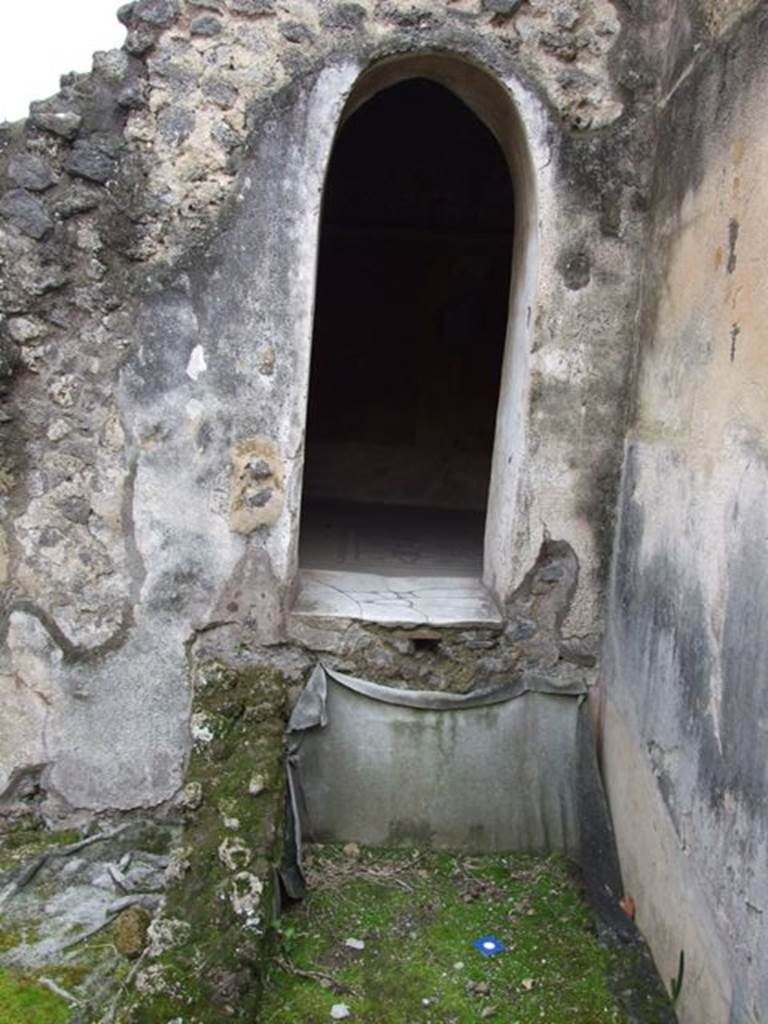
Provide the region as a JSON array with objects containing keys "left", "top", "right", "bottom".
[
  {"left": 185, "top": 398, "right": 205, "bottom": 419},
  {"left": 536, "top": 345, "right": 587, "bottom": 383},
  {"left": 0, "top": 672, "right": 47, "bottom": 797},
  {"left": 218, "top": 836, "right": 252, "bottom": 871},
  {"left": 186, "top": 344, "right": 207, "bottom": 381},
  {"left": 229, "top": 870, "right": 263, "bottom": 920},
  {"left": 146, "top": 916, "right": 192, "bottom": 957}
]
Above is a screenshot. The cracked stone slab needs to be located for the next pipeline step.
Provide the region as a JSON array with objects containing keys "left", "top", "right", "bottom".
[{"left": 291, "top": 569, "right": 503, "bottom": 627}]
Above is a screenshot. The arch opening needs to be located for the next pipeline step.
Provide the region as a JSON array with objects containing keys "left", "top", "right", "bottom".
[{"left": 297, "top": 76, "right": 515, "bottom": 596}]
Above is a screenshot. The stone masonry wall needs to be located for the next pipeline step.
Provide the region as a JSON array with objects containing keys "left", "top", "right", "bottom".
[
  {"left": 0, "top": 0, "right": 765, "bottom": 1019},
  {"left": 0, "top": 0, "right": 667, "bottom": 818}
]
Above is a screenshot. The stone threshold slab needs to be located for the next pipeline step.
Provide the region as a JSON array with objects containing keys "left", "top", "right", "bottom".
[{"left": 291, "top": 569, "right": 503, "bottom": 627}]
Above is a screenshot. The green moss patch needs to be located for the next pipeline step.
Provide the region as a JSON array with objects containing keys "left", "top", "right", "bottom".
[
  {"left": 0, "top": 926, "right": 24, "bottom": 954},
  {"left": 0, "top": 825, "right": 81, "bottom": 878},
  {"left": 0, "top": 968, "right": 72, "bottom": 1024},
  {"left": 119, "top": 661, "right": 291, "bottom": 1023},
  {"left": 261, "top": 845, "right": 673, "bottom": 1024}
]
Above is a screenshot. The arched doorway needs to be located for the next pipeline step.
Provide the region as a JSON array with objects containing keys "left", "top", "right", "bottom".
[{"left": 297, "top": 75, "right": 516, "bottom": 612}]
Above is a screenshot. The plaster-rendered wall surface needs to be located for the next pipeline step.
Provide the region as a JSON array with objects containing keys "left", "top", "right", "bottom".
[
  {"left": 601, "top": 6, "right": 768, "bottom": 1021},
  {"left": 0, "top": 0, "right": 666, "bottom": 818}
]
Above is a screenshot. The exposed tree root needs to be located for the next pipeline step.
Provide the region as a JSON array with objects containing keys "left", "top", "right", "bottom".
[{"left": 0, "top": 824, "right": 131, "bottom": 908}]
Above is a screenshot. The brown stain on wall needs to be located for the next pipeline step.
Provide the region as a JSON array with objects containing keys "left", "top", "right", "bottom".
[
  {"left": 699, "top": 0, "right": 763, "bottom": 36},
  {"left": 637, "top": 104, "right": 768, "bottom": 456}
]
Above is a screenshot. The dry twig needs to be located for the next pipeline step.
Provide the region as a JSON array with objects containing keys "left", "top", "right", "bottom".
[
  {"left": 274, "top": 953, "right": 359, "bottom": 996},
  {"left": 99, "top": 946, "right": 150, "bottom": 1024},
  {"left": 61, "top": 916, "right": 116, "bottom": 950},
  {"left": 303, "top": 851, "right": 419, "bottom": 894},
  {"left": 38, "top": 976, "right": 80, "bottom": 1006}
]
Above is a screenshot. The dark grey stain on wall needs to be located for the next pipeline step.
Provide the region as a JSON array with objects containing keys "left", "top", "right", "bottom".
[{"left": 719, "top": 496, "right": 768, "bottom": 822}]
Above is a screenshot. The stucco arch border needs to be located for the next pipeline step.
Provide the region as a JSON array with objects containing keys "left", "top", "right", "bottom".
[{"left": 283, "top": 52, "right": 544, "bottom": 613}]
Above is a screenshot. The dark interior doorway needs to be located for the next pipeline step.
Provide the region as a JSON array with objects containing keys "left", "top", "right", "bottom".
[{"left": 299, "top": 77, "right": 515, "bottom": 578}]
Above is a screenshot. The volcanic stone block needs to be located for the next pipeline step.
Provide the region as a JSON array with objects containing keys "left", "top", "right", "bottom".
[
  {"left": 0, "top": 189, "right": 53, "bottom": 239},
  {"left": 8, "top": 154, "right": 57, "bottom": 192}
]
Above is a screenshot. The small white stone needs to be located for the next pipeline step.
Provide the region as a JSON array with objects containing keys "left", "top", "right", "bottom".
[
  {"left": 8, "top": 317, "right": 46, "bottom": 343},
  {"left": 248, "top": 773, "right": 265, "bottom": 796},
  {"left": 186, "top": 344, "right": 207, "bottom": 380},
  {"left": 344, "top": 937, "right": 365, "bottom": 950},
  {"left": 330, "top": 1004, "right": 350, "bottom": 1020},
  {"left": 59, "top": 857, "right": 85, "bottom": 879},
  {"left": 191, "top": 711, "right": 214, "bottom": 745},
  {"left": 47, "top": 419, "right": 70, "bottom": 442},
  {"left": 178, "top": 781, "right": 203, "bottom": 810},
  {"left": 49, "top": 374, "right": 78, "bottom": 408}
]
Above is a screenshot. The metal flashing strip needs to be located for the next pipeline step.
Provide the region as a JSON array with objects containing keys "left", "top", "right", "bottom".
[{"left": 282, "top": 664, "right": 606, "bottom": 900}]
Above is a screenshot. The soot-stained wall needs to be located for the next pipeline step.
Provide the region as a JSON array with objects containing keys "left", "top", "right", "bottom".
[{"left": 601, "top": 6, "right": 768, "bottom": 1022}]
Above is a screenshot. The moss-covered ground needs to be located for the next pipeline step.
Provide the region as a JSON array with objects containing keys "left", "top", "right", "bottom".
[
  {"left": 261, "top": 845, "right": 673, "bottom": 1024},
  {"left": 0, "top": 922, "right": 131, "bottom": 1023},
  {"left": 0, "top": 969, "right": 72, "bottom": 1024},
  {"left": 0, "top": 824, "right": 81, "bottom": 877},
  {"left": 0, "top": 820, "right": 168, "bottom": 1024}
]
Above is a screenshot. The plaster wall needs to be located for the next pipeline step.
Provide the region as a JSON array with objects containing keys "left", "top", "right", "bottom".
[
  {"left": 0, "top": 0, "right": 657, "bottom": 817},
  {"left": 601, "top": 7, "right": 768, "bottom": 1021}
]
